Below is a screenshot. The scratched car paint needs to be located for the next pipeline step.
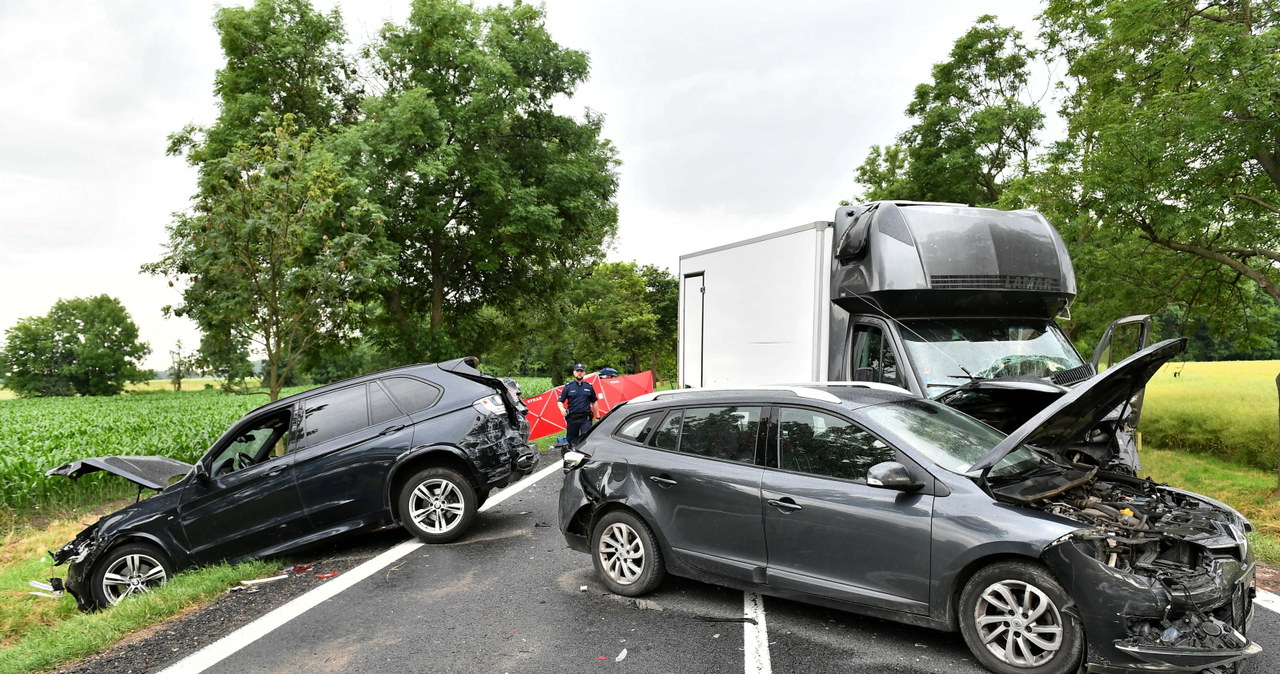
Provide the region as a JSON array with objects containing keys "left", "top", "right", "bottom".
[
  {"left": 47, "top": 357, "right": 536, "bottom": 610},
  {"left": 560, "top": 339, "right": 1260, "bottom": 674}
]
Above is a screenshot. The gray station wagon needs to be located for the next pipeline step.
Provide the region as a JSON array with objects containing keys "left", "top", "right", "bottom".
[{"left": 559, "top": 339, "right": 1259, "bottom": 674}]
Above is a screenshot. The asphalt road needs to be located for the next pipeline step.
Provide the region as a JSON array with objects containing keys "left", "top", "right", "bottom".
[{"left": 65, "top": 464, "right": 1280, "bottom": 674}]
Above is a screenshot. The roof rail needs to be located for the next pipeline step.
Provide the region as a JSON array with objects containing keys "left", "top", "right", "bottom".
[{"left": 632, "top": 386, "right": 842, "bottom": 405}]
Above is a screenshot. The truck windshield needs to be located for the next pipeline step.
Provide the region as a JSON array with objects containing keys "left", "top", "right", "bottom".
[{"left": 898, "top": 319, "right": 1085, "bottom": 395}]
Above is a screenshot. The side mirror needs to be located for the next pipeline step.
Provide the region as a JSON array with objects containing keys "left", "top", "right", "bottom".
[
  {"left": 562, "top": 450, "right": 588, "bottom": 473},
  {"left": 193, "top": 462, "right": 210, "bottom": 484},
  {"left": 867, "top": 461, "right": 924, "bottom": 491}
]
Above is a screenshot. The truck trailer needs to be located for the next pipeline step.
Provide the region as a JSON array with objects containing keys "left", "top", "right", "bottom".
[{"left": 678, "top": 201, "right": 1153, "bottom": 469}]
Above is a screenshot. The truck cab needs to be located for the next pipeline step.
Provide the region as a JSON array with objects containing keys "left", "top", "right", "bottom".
[{"left": 679, "top": 201, "right": 1154, "bottom": 472}]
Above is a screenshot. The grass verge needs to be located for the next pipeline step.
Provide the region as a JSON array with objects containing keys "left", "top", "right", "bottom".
[{"left": 1139, "top": 446, "right": 1280, "bottom": 566}]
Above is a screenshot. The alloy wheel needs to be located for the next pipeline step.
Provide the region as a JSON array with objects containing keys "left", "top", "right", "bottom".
[
  {"left": 100, "top": 552, "right": 167, "bottom": 605},
  {"left": 972, "top": 579, "right": 1065, "bottom": 668},
  {"left": 597, "top": 522, "right": 645, "bottom": 585},
  {"left": 408, "top": 478, "right": 466, "bottom": 534}
]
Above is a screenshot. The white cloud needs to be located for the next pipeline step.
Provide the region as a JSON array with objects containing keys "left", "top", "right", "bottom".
[{"left": 0, "top": 0, "right": 1047, "bottom": 369}]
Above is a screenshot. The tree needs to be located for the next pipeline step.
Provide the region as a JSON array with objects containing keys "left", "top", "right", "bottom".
[
  {"left": 167, "top": 340, "right": 198, "bottom": 392},
  {"left": 145, "top": 118, "right": 395, "bottom": 400},
  {"left": 354, "top": 0, "right": 620, "bottom": 362},
  {"left": 0, "top": 296, "right": 150, "bottom": 397},
  {"left": 855, "top": 15, "right": 1045, "bottom": 205},
  {"left": 1040, "top": 0, "right": 1280, "bottom": 321},
  {"left": 169, "top": 0, "right": 357, "bottom": 167}
]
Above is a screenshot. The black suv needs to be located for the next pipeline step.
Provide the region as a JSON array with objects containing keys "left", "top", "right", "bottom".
[{"left": 48, "top": 357, "right": 537, "bottom": 610}]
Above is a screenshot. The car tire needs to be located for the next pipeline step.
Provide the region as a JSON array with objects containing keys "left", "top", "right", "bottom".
[
  {"left": 398, "top": 467, "right": 477, "bottom": 544},
  {"left": 958, "top": 560, "right": 1084, "bottom": 674},
  {"left": 591, "top": 510, "right": 665, "bottom": 597},
  {"left": 88, "top": 542, "right": 172, "bottom": 609}
]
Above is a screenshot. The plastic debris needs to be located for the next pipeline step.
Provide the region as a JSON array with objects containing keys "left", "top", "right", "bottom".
[
  {"left": 597, "top": 656, "right": 608, "bottom": 660},
  {"left": 616, "top": 648, "right": 628, "bottom": 662},
  {"left": 291, "top": 563, "right": 314, "bottom": 573},
  {"left": 241, "top": 574, "right": 289, "bottom": 585},
  {"left": 29, "top": 591, "right": 62, "bottom": 598},
  {"left": 315, "top": 572, "right": 340, "bottom": 579},
  {"left": 28, "top": 580, "right": 55, "bottom": 592},
  {"left": 580, "top": 585, "right": 588, "bottom": 592}
]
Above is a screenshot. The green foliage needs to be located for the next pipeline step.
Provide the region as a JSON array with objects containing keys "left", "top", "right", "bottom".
[
  {"left": 354, "top": 0, "right": 620, "bottom": 362},
  {"left": 0, "top": 296, "right": 150, "bottom": 398},
  {"left": 1040, "top": 0, "right": 1280, "bottom": 324},
  {"left": 0, "top": 556, "right": 278, "bottom": 674},
  {"left": 0, "top": 391, "right": 269, "bottom": 514},
  {"left": 480, "top": 262, "right": 677, "bottom": 385},
  {"left": 147, "top": 117, "right": 396, "bottom": 400},
  {"left": 855, "top": 15, "right": 1044, "bottom": 205}
]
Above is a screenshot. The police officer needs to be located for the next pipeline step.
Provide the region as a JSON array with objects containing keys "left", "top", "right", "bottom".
[{"left": 558, "top": 363, "right": 599, "bottom": 445}]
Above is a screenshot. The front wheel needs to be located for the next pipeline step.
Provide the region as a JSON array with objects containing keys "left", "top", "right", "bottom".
[
  {"left": 88, "top": 542, "right": 172, "bottom": 610},
  {"left": 958, "top": 561, "right": 1084, "bottom": 674},
  {"left": 590, "top": 510, "right": 664, "bottom": 596},
  {"left": 398, "top": 467, "right": 477, "bottom": 544}
]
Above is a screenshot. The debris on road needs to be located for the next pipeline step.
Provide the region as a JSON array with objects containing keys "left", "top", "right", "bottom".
[{"left": 240, "top": 575, "right": 288, "bottom": 586}]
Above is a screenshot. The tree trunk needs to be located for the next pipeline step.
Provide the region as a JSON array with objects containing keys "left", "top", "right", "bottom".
[{"left": 1275, "top": 373, "right": 1279, "bottom": 494}]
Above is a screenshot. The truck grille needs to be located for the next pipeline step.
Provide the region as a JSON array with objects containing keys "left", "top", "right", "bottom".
[{"left": 930, "top": 274, "right": 1061, "bottom": 292}]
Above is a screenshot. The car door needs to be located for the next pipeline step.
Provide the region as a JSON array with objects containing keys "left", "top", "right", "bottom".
[
  {"left": 291, "top": 381, "right": 416, "bottom": 532},
  {"left": 627, "top": 405, "right": 768, "bottom": 583},
  {"left": 178, "top": 407, "right": 311, "bottom": 563},
  {"left": 761, "top": 405, "right": 934, "bottom": 615}
]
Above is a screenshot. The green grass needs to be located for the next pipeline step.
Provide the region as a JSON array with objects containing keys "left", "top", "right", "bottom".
[{"left": 1142, "top": 360, "right": 1280, "bottom": 471}]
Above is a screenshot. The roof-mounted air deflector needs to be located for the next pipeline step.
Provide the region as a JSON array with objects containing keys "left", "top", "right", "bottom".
[{"left": 831, "top": 202, "right": 1077, "bottom": 319}]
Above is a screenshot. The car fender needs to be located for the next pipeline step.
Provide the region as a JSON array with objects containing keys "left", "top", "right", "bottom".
[{"left": 385, "top": 444, "right": 483, "bottom": 510}]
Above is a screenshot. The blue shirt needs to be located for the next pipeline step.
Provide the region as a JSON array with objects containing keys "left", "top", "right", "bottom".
[{"left": 559, "top": 379, "right": 598, "bottom": 415}]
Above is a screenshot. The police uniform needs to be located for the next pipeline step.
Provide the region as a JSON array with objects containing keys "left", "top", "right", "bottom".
[{"left": 560, "top": 377, "right": 599, "bottom": 444}]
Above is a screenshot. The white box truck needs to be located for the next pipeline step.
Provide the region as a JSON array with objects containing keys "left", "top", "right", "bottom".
[{"left": 679, "top": 201, "right": 1154, "bottom": 469}]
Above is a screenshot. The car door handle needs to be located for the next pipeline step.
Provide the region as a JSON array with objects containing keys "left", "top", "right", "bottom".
[
  {"left": 265, "top": 465, "right": 289, "bottom": 477},
  {"left": 648, "top": 475, "right": 677, "bottom": 487},
  {"left": 379, "top": 424, "right": 406, "bottom": 436},
  {"left": 767, "top": 498, "right": 802, "bottom": 512}
]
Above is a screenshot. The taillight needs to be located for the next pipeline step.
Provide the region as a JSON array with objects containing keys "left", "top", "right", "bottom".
[{"left": 472, "top": 394, "right": 504, "bottom": 415}]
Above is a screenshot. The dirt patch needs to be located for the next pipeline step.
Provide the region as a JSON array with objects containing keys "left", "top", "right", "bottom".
[{"left": 1257, "top": 563, "right": 1280, "bottom": 593}]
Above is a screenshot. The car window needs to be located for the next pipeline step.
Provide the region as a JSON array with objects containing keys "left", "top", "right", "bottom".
[
  {"left": 777, "top": 407, "right": 894, "bottom": 483},
  {"left": 651, "top": 406, "right": 761, "bottom": 464},
  {"left": 369, "top": 382, "right": 403, "bottom": 425},
  {"left": 382, "top": 376, "right": 443, "bottom": 413},
  {"left": 615, "top": 413, "right": 659, "bottom": 444},
  {"left": 301, "top": 385, "right": 370, "bottom": 446},
  {"left": 652, "top": 409, "right": 682, "bottom": 450},
  {"left": 210, "top": 409, "right": 292, "bottom": 476}
]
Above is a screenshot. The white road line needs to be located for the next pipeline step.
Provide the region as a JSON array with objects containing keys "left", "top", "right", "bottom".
[
  {"left": 743, "top": 591, "right": 772, "bottom": 674},
  {"left": 158, "top": 460, "right": 563, "bottom": 674},
  {"left": 1257, "top": 588, "right": 1280, "bottom": 614}
]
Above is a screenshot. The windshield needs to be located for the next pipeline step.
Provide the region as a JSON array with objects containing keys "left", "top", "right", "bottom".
[
  {"left": 898, "top": 319, "right": 1085, "bottom": 395},
  {"left": 861, "top": 398, "right": 1046, "bottom": 477}
]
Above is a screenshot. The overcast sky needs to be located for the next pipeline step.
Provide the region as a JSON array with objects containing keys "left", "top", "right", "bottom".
[{"left": 0, "top": 0, "right": 1048, "bottom": 369}]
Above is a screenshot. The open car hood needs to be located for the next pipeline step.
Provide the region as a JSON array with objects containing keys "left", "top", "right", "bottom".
[
  {"left": 45, "top": 455, "right": 193, "bottom": 491},
  {"left": 969, "top": 338, "right": 1186, "bottom": 472}
]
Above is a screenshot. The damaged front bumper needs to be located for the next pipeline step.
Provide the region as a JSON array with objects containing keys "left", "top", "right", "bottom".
[
  {"left": 1044, "top": 536, "right": 1260, "bottom": 672},
  {"left": 49, "top": 525, "right": 103, "bottom": 611}
]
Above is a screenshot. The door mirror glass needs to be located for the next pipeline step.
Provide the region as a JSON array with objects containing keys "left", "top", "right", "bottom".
[{"left": 866, "top": 461, "right": 924, "bottom": 491}]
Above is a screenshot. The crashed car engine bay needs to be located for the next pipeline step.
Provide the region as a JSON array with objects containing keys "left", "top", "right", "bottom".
[{"left": 558, "top": 338, "right": 1261, "bottom": 674}]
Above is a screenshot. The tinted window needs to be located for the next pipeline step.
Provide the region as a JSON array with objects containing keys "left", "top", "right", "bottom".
[
  {"left": 615, "top": 413, "right": 659, "bottom": 444},
  {"left": 652, "top": 410, "right": 682, "bottom": 450},
  {"left": 679, "top": 406, "right": 761, "bottom": 463},
  {"left": 302, "top": 385, "right": 370, "bottom": 446},
  {"left": 369, "top": 382, "right": 403, "bottom": 425},
  {"left": 777, "top": 407, "right": 894, "bottom": 483},
  {"left": 382, "top": 377, "right": 442, "bottom": 413}
]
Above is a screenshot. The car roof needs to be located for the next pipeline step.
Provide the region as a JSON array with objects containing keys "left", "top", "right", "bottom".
[{"left": 629, "top": 382, "right": 916, "bottom": 409}]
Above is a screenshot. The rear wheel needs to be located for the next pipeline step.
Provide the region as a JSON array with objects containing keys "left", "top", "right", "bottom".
[
  {"left": 89, "top": 542, "right": 171, "bottom": 609},
  {"left": 398, "top": 467, "right": 477, "bottom": 544},
  {"left": 958, "top": 561, "right": 1084, "bottom": 674},
  {"left": 591, "top": 510, "right": 664, "bottom": 596}
]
